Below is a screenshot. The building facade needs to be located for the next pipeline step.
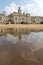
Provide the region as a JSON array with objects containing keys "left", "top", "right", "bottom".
[{"left": 0, "top": 7, "right": 43, "bottom": 24}]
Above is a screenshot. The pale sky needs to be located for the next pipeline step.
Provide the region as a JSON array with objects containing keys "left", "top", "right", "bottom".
[{"left": 0, "top": 0, "right": 43, "bottom": 16}]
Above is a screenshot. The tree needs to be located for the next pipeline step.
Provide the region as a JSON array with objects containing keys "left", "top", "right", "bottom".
[{"left": 40, "top": 21, "right": 43, "bottom": 24}]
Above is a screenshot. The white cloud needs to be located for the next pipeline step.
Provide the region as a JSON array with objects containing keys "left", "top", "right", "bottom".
[
  {"left": 21, "top": 0, "right": 43, "bottom": 16},
  {"left": 4, "top": 2, "right": 18, "bottom": 15},
  {"left": 4, "top": 0, "right": 43, "bottom": 16}
]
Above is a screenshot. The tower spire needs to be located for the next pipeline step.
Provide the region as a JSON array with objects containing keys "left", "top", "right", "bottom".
[{"left": 18, "top": 7, "right": 21, "bottom": 14}]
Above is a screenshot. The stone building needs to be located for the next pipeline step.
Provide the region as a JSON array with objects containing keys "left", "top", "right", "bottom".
[
  {"left": 0, "top": 7, "right": 43, "bottom": 24},
  {"left": 10, "top": 7, "right": 32, "bottom": 24}
]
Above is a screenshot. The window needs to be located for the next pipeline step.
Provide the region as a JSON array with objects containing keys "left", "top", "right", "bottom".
[
  {"left": 15, "top": 17, "right": 17, "bottom": 20},
  {"left": 33, "top": 20, "right": 35, "bottom": 22}
]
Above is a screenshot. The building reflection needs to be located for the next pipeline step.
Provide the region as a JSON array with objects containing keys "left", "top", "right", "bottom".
[{"left": 0, "top": 28, "right": 31, "bottom": 39}]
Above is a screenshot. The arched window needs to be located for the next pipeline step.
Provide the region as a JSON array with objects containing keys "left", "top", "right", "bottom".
[
  {"left": 33, "top": 20, "right": 35, "bottom": 23},
  {"left": 15, "top": 17, "right": 17, "bottom": 20}
]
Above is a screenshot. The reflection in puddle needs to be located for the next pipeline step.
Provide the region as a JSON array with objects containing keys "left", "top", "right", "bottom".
[{"left": 0, "top": 28, "right": 43, "bottom": 65}]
